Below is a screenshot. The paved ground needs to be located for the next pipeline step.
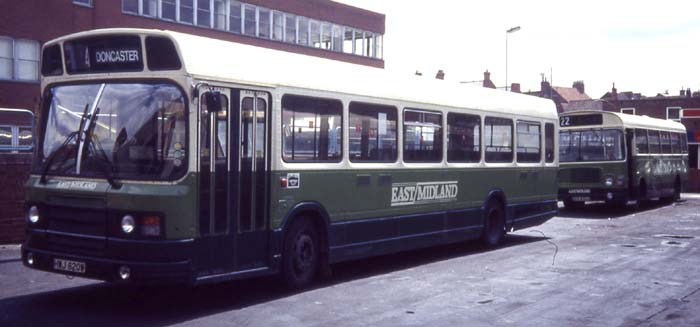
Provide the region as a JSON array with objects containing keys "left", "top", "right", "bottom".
[{"left": 2, "top": 196, "right": 700, "bottom": 327}]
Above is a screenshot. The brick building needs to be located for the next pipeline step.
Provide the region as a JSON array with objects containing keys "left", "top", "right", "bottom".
[
  {"left": 0, "top": 0, "right": 386, "bottom": 244},
  {"left": 525, "top": 79, "right": 591, "bottom": 113}
]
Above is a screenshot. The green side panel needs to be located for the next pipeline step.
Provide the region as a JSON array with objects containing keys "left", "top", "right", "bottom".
[{"left": 269, "top": 167, "right": 558, "bottom": 229}]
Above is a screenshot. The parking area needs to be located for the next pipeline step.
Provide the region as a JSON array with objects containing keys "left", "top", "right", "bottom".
[{"left": 2, "top": 196, "right": 700, "bottom": 327}]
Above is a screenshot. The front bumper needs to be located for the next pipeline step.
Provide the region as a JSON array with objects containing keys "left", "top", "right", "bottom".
[
  {"left": 22, "top": 230, "right": 194, "bottom": 284},
  {"left": 558, "top": 188, "right": 628, "bottom": 203}
]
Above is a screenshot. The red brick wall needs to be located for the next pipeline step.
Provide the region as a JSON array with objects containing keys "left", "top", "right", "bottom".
[{"left": 0, "top": 154, "right": 32, "bottom": 244}]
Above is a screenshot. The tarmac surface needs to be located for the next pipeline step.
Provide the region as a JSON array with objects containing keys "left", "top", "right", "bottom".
[{"left": 1, "top": 196, "right": 700, "bottom": 327}]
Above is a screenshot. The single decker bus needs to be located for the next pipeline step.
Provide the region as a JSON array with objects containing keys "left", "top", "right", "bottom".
[
  {"left": 558, "top": 110, "right": 688, "bottom": 209},
  {"left": 23, "top": 28, "right": 559, "bottom": 288}
]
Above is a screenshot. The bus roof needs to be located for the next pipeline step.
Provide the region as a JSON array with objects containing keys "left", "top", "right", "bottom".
[
  {"left": 560, "top": 110, "right": 686, "bottom": 133},
  {"left": 43, "top": 28, "right": 557, "bottom": 121}
]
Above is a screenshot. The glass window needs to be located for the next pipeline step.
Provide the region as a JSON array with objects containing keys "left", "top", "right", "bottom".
[
  {"left": 447, "top": 113, "right": 480, "bottom": 163},
  {"left": 284, "top": 14, "right": 296, "bottom": 43},
  {"left": 670, "top": 132, "right": 681, "bottom": 154},
  {"left": 343, "top": 28, "right": 354, "bottom": 54},
  {"left": 354, "top": 30, "right": 364, "bottom": 55},
  {"left": 197, "top": 0, "right": 211, "bottom": 27},
  {"left": 298, "top": 17, "right": 309, "bottom": 46},
  {"left": 681, "top": 133, "right": 688, "bottom": 153},
  {"left": 667, "top": 107, "right": 681, "bottom": 120},
  {"left": 143, "top": 0, "right": 158, "bottom": 17},
  {"left": 375, "top": 35, "right": 383, "bottom": 59},
  {"left": 258, "top": 8, "right": 270, "bottom": 38},
  {"left": 229, "top": 1, "right": 242, "bottom": 33},
  {"left": 38, "top": 82, "right": 188, "bottom": 180},
  {"left": 272, "top": 11, "right": 284, "bottom": 41},
  {"left": 0, "top": 127, "right": 11, "bottom": 147},
  {"left": 559, "top": 130, "right": 580, "bottom": 162},
  {"left": 403, "top": 109, "right": 442, "bottom": 163},
  {"left": 365, "top": 33, "right": 375, "bottom": 57},
  {"left": 332, "top": 25, "right": 342, "bottom": 52},
  {"left": 603, "top": 129, "right": 624, "bottom": 160},
  {"left": 122, "top": 0, "right": 139, "bottom": 14},
  {"left": 282, "top": 95, "right": 342, "bottom": 162},
  {"left": 635, "top": 129, "right": 648, "bottom": 154},
  {"left": 310, "top": 20, "right": 321, "bottom": 48},
  {"left": 545, "top": 123, "right": 554, "bottom": 163},
  {"left": 517, "top": 122, "right": 541, "bottom": 163},
  {"left": 18, "top": 127, "right": 33, "bottom": 147},
  {"left": 0, "top": 38, "right": 13, "bottom": 80},
  {"left": 321, "top": 23, "right": 332, "bottom": 49},
  {"left": 73, "top": 0, "right": 92, "bottom": 6},
  {"left": 484, "top": 117, "right": 513, "bottom": 163},
  {"left": 162, "top": 0, "right": 176, "bottom": 20},
  {"left": 15, "top": 39, "right": 39, "bottom": 81},
  {"left": 660, "top": 131, "right": 672, "bottom": 154},
  {"left": 349, "top": 102, "right": 397, "bottom": 162},
  {"left": 213, "top": 0, "right": 227, "bottom": 30},
  {"left": 648, "top": 130, "right": 660, "bottom": 153},
  {"left": 179, "top": 0, "right": 194, "bottom": 24},
  {"left": 243, "top": 5, "right": 256, "bottom": 37}
]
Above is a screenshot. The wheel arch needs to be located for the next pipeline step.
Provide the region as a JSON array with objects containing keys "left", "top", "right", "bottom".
[{"left": 278, "top": 201, "right": 331, "bottom": 261}]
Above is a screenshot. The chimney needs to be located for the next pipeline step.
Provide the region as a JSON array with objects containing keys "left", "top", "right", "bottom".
[
  {"left": 573, "top": 80, "right": 585, "bottom": 94},
  {"left": 435, "top": 70, "right": 445, "bottom": 80},
  {"left": 688, "top": 88, "right": 692, "bottom": 98},
  {"left": 484, "top": 70, "right": 491, "bottom": 81},
  {"left": 541, "top": 78, "right": 551, "bottom": 98},
  {"left": 482, "top": 70, "right": 496, "bottom": 89},
  {"left": 415, "top": 71, "right": 422, "bottom": 76},
  {"left": 510, "top": 83, "right": 521, "bottom": 93},
  {"left": 612, "top": 83, "right": 618, "bottom": 100},
  {"left": 681, "top": 89, "right": 686, "bottom": 97}
]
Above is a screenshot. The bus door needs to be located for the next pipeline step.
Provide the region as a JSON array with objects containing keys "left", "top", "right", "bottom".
[
  {"left": 197, "top": 89, "right": 235, "bottom": 275},
  {"left": 232, "top": 90, "right": 270, "bottom": 270}
]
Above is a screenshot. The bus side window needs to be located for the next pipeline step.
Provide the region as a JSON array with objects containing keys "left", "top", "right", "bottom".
[
  {"left": 660, "top": 131, "right": 671, "bottom": 154},
  {"left": 545, "top": 123, "right": 554, "bottom": 163},
  {"left": 403, "top": 109, "right": 443, "bottom": 163},
  {"left": 648, "top": 130, "right": 660, "bottom": 154},
  {"left": 447, "top": 112, "right": 480, "bottom": 163},
  {"left": 681, "top": 133, "right": 688, "bottom": 153},
  {"left": 349, "top": 102, "right": 397, "bottom": 162},
  {"left": 634, "top": 129, "right": 648, "bottom": 154},
  {"left": 281, "top": 94, "right": 343, "bottom": 162},
  {"left": 484, "top": 117, "right": 513, "bottom": 163},
  {"left": 670, "top": 133, "right": 681, "bottom": 154},
  {"left": 516, "top": 121, "right": 541, "bottom": 163}
]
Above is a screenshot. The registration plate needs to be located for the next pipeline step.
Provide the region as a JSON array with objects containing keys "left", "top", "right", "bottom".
[
  {"left": 53, "top": 258, "right": 86, "bottom": 274},
  {"left": 568, "top": 189, "right": 591, "bottom": 194},
  {"left": 571, "top": 196, "right": 590, "bottom": 202}
]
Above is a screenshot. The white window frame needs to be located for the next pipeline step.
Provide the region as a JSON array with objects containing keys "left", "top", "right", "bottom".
[
  {"left": 621, "top": 108, "right": 635, "bottom": 115},
  {"left": 667, "top": 107, "right": 681, "bottom": 121},
  {"left": 0, "top": 37, "right": 40, "bottom": 82}
]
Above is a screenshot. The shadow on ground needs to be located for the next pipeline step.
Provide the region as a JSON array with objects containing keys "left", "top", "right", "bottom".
[{"left": 0, "top": 234, "right": 544, "bottom": 327}]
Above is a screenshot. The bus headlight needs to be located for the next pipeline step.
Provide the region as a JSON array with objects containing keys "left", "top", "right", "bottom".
[
  {"left": 121, "top": 215, "right": 136, "bottom": 234},
  {"left": 605, "top": 176, "right": 614, "bottom": 187},
  {"left": 28, "top": 206, "right": 40, "bottom": 224}
]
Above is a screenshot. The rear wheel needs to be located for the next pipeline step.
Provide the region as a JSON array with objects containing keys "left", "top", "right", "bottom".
[
  {"left": 481, "top": 199, "right": 506, "bottom": 247},
  {"left": 281, "top": 218, "right": 319, "bottom": 289}
]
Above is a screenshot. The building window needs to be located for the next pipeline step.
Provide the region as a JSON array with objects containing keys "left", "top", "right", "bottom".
[
  {"left": 621, "top": 108, "right": 635, "bottom": 115},
  {"left": 282, "top": 95, "right": 342, "bottom": 162},
  {"left": 403, "top": 109, "right": 443, "bottom": 163},
  {"left": 120, "top": 0, "right": 385, "bottom": 59},
  {"left": 349, "top": 102, "right": 397, "bottom": 162},
  {"left": 0, "top": 37, "right": 40, "bottom": 82},
  {"left": 667, "top": 107, "right": 681, "bottom": 121},
  {"left": 73, "top": 0, "right": 93, "bottom": 7}
]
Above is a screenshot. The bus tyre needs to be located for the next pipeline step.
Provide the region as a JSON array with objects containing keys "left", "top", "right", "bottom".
[
  {"left": 282, "top": 218, "right": 319, "bottom": 289},
  {"left": 481, "top": 200, "right": 506, "bottom": 247}
]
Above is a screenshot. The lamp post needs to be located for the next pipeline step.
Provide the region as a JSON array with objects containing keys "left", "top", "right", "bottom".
[{"left": 505, "top": 26, "right": 521, "bottom": 91}]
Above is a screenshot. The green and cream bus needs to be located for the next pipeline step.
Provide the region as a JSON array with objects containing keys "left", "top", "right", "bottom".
[
  {"left": 23, "top": 28, "right": 559, "bottom": 288},
  {"left": 558, "top": 111, "right": 688, "bottom": 208}
]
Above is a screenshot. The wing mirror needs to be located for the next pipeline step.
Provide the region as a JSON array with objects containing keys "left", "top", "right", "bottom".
[{"left": 203, "top": 91, "right": 223, "bottom": 113}]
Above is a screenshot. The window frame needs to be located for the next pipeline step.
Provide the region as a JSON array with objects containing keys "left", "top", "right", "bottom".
[
  {"left": 446, "top": 112, "right": 481, "bottom": 163},
  {"left": 667, "top": 107, "right": 681, "bottom": 121},
  {"left": 73, "top": 0, "right": 93, "bottom": 8},
  {"left": 402, "top": 108, "right": 444, "bottom": 163},
  {"left": 620, "top": 108, "right": 635, "bottom": 115},
  {"left": 348, "top": 102, "right": 398, "bottom": 163},
  {"left": 0, "top": 36, "right": 40, "bottom": 82},
  {"left": 634, "top": 128, "right": 649, "bottom": 154},
  {"left": 544, "top": 122, "right": 555, "bottom": 163},
  {"left": 484, "top": 116, "right": 514, "bottom": 163}
]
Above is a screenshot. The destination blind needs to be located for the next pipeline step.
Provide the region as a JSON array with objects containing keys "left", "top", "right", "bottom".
[{"left": 64, "top": 35, "right": 143, "bottom": 74}]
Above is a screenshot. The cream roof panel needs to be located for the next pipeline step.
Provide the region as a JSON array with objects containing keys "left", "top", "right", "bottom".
[{"left": 561, "top": 110, "right": 686, "bottom": 132}]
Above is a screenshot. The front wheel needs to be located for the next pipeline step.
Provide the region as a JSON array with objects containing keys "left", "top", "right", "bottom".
[
  {"left": 481, "top": 200, "right": 506, "bottom": 247},
  {"left": 281, "top": 218, "right": 319, "bottom": 289}
]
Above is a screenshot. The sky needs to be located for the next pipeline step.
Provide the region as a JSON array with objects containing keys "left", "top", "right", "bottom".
[{"left": 336, "top": 0, "right": 700, "bottom": 99}]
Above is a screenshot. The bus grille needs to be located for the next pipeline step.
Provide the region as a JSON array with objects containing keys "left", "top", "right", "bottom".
[
  {"left": 559, "top": 168, "right": 601, "bottom": 184},
  {"left": 45, "top": 205, "right": 106, "bottom": 256}
]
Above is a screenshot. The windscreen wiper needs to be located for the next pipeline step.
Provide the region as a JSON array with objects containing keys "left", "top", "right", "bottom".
[
  {"left": 39, "top": 103, "right": 90, "bottom": 184},
  {"left": 83, "top": 107, "right": 122, "bottom": 189}
]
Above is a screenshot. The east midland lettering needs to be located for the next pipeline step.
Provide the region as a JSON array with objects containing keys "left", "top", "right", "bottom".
[
  {"left": 391, "top": 181, "right": 459, "bottom": 206},
  {"left": 94, "top": 49, "right": 140, "bottom": 64}
]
